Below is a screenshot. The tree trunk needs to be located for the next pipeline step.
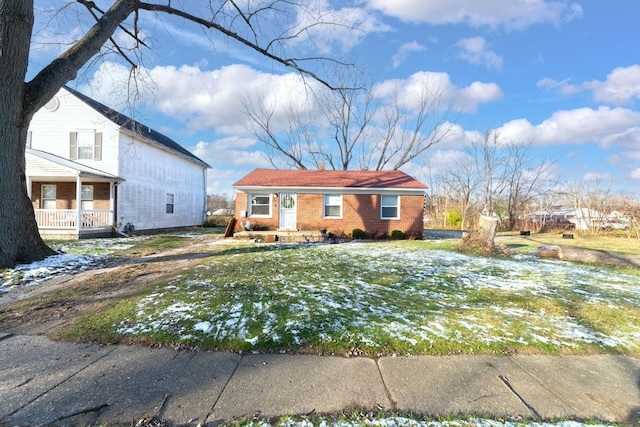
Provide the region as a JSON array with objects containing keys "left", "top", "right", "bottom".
[
  {"left": 460, "top": 215, "right": 498, "bottom": 255},
  {"left": 537, "top": 244, "right": 562, "bottom": 259},
  {"left": 0, "top": 0, "right": 56, "bottom": 268}
]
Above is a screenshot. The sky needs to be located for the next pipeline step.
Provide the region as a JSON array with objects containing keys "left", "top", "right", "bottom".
[{"left": 28, "top": 1, "right": 640, "bottom": 199}]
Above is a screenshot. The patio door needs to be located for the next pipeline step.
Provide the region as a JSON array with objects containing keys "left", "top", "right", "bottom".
[{"left": 279, "top": 193, "right": 297, "bottom": 230}]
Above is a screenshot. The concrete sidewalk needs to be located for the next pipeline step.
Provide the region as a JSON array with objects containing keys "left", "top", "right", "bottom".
[{"left": 1, "top": 333, "right": 639, "bottom": 426}]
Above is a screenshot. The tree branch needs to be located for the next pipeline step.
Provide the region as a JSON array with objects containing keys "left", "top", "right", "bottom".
[
  {"left": 25, "top": 0, "right": 137, "bottom": 117},
  {"left": 136, "top": 1, "right": 340, "bottom": 90}
]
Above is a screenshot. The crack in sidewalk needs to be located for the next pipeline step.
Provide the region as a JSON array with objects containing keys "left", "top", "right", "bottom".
[
  {"left": 204, "top": 354, "right": 244, "bottom": 424},
  {"left": 508, "top": 356, "right": 579, "bottom": 414},
  {"left": 498, "top": 374, "right": 542, "bottom": 419},
  {"left": 375, "top": 359, "right": 398, "bottom": 411}
]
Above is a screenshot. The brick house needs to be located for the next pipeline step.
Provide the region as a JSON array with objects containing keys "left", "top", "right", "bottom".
[{"left": 233, "top": 168, "right": 427, "bottom": 238}]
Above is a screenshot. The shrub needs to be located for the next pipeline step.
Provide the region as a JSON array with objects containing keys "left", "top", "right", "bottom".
[
  {"left": 352, "top": 228, "right": 366, "bottom": 239},
  {"left": 205, "top": 215, "right": 233, "bottom": 227},
  {"left": 446, "top": 207, "right": 463, "bottom": 228},
  {"left": 391, "top": 230, "right": 405, "bottom": 240}
]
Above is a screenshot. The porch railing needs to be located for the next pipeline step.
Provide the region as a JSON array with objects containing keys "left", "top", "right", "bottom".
[{"left": 34, "top": 209, "right": 113, "bottom": 229}]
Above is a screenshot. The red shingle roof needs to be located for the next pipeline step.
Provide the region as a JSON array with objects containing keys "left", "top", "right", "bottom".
[{"left": 233, "top": 168, "right": 427, "bottom": 189}]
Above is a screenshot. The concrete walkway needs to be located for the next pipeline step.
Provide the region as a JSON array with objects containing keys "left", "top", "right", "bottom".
[{"left": 1, "top": 333, "right": 639, "bottom": 426}]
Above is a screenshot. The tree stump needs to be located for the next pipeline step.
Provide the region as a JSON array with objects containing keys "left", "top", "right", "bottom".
[
  {"left": 500, "top": 243, "right": 515, "bottom": 256},
  {"left": 461, "top": 215, "right": 498, "bottom": 255}
]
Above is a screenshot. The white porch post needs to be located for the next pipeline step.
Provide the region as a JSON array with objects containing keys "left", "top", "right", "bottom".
[
  {"left": 109, "top": 182, "right": 115, "bottom": 225},
  {"left": 26, "top": 176, "right": 32, "bottom": 198},
  {"left": 76, "top": 175, "right": 83, "bottom": 234}
]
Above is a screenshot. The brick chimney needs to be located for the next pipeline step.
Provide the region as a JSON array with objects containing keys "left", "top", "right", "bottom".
[{"left": 318, "top": 162, "right": 325, "bottom": 170}]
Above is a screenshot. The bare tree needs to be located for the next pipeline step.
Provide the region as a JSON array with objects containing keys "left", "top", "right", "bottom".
[
  {"left": 617, "top": 195, "right": 640, "bottom": 239},
  {"left": 0, "top": 0, "right": 352, "bottom": 268},
  {"left": 242, "top": 72, "right": 458, "bottom": 171},
  {"left": 242, "top": 93, "right": 319, "bottom": 170},
  {"left": 323, "top": 79, "right": 375, "bottom": 170},
  {"left": 472, "top": 130, "right": 506, "bottom": 216},
  {"left": 568, "top": 178, "right": 613, "bottom": 233},
  {"left": 207, "top": 193, "right": 234, "bottom": 212},
  {"left": 502, "top": 142, "right": 556, "bottom": 230},
  {"left": 371, "top": 82, "right": 458, "bottom": 171},
  {"left": 433, "top": 155, "right": 482, "bottom": 230}
]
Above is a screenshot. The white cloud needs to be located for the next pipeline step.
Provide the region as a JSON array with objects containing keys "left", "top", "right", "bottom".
[
  {"left": 291, "top": 0, "right": 392, "bottom": 54},
  {"left": 364, "top": 0, "right": 583, "bottom": 29},
  {"left": 496, "top": 107, "right": 640, "bottom": 146},
  {"left": 539, "top": 65, "right": 640, "bottom": 105},
  {"left": 584, "top": 65, "right": 640, "bottom": 105},
  {"left": 423, "top": 149, "right": 476, "bottom": 175},
  {"left": 583, "top": 172, "right": 613, "bottom": 182},
  {"left": 392, "top": 41, "right": 427, "bottom": 68},
  {"left": 601, "top": 127, "right": 640, "bottom": 149},
  {"left": 371, "top": 71, "right": 503, "bottom": 113},
  {"left": 456, "top": 37, "right": 503, "bottom": 70},
  {"left": 82, "top": 61, "right": 320, "bottom": 135},
  {"left": 536, "top": 77, "right": 583, "bottom": 96},
  {"left": 631, "top": 168, "right": 640, "bottom": 180}
]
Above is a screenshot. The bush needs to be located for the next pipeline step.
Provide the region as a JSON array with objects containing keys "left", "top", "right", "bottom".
[
  {"left": 446, "top": 207, "right": 462, "bottom": 228},
  {"left": 352, "top": 228, "right": 366, "bottom": 239},
  {"left": 391, "top": 230, "right": 405, "bottom": 240},
  {"left": 205, "top": 215, "right": 233, "bottom": 227}
]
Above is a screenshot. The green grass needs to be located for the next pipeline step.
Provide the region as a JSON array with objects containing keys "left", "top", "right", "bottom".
[
  {"left": 61, "top": 241, "right": 640, "bottom": 356},
  {"left": 220, "top": 411, "right": 620, "bottom": 427}
]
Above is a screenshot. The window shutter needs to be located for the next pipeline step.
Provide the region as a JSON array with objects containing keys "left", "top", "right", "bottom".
[
  {"left": 94, "top": 132, "right": 102, "bottom": 161},
  {"left": 69, "top": 132, "right": 77, "bottom": 160}
]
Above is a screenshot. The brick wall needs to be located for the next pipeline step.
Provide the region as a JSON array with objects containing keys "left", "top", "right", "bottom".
[
  {"left": 235, "top": 191, "right": 424, "bottom": 238},
  {"left": 31, "top": 182, "right": 111, "bottom": 210}
]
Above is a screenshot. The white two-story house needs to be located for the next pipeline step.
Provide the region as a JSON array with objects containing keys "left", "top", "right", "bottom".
[{"left": 26, "top": 86, "right": 210, "bottom": 239}]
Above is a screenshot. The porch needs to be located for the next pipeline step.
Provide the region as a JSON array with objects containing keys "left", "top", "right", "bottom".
[
  {"left": 34, "top": 209, "right": 114, "bottom": 239},
  {"left": 26, "top": 148, "right": 122, "bottom": 239}
]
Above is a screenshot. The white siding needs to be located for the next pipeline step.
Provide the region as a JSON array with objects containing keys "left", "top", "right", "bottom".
[
  {"left": 116, "top": 134, "right": 206, "bottom": 230},
  {"left": 28, "top": 88, "right": 121, "bottom": 176},
  {"left": 28, "top": 87, "right": 208, "bottom": 232}
]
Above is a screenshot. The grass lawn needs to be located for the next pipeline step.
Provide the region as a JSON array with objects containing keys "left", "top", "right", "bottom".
[
  {"left": 61, "top": 239, "right": 640, "bottom": 357},
  {"left": 496, "top": 230, "right": 640, "bottom": 254}
]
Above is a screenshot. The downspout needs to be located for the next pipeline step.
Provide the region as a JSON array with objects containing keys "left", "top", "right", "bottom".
[
  {"left": 111, "top": 181, "right": 129, "bottom": 237},
  {"left": 202, "top": 167, "right": 208, "bottom": 224}
]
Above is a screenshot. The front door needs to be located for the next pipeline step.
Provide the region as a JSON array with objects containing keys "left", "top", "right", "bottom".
[{"left": 279, "top": 193, "right": 297, "bottom": 230}]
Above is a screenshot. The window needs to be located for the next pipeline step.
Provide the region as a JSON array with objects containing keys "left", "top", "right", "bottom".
[
  {"left": 77, "top": 131, "right": 94, "bottom": 159},
  {"left": 42, "top": 185, "right": 56, "bottom": 210},
  {"left": 166, "top": 193, "right": 174, "bottom": 214},
  {"left": 70, "top": 131, "right": 102, "bottom": 161},
  {"left": 250, "top": 195, "right": 271, "bottom": 216},
  {"left": 324, "top": 194, "right": 342, "bottom": 218},
  {"left": 81, "top": 185, "right": 94, "bottom": 210},
  {"left": 381, "top": 195, "right": 399, "bottom": 219}
]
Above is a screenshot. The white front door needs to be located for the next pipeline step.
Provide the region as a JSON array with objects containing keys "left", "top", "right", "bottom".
[{"left": 279, "top": 193, "right": 297, "bottom": 230}]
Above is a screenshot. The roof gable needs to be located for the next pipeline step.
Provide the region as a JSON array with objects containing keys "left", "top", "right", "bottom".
[
  {"left": 63, "top": 86, "right": 209, "bottom": 168},
  {"left": 233, "top": 168, "right": 427, "bottom": 190}
]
